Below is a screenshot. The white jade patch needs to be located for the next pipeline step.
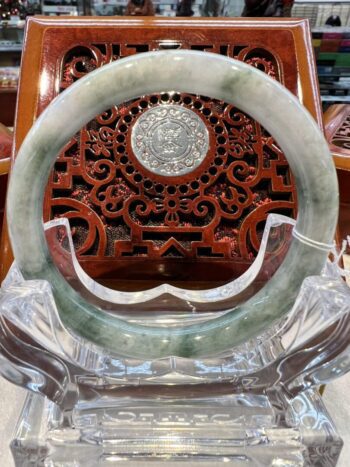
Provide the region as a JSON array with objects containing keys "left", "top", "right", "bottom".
[{"left": 131, "top": 104, "right": 209, "bottom": 177}]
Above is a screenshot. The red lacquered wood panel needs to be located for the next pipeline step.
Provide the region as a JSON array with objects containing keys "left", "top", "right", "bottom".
[{"left": 0, "top": 17, "right": 322, "bottom": 287}]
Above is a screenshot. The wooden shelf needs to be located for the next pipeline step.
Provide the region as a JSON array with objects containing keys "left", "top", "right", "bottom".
[
  {"left": 322, "top": 95, "right": 350, "bottom": 102},
  {"left": 0, "top": 46, "right": 22, "bottom": 52},
  {"left": 0, "top": 87, "right": 17, "bottom": 93}
]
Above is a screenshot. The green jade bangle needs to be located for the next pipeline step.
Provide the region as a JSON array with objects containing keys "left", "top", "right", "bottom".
[{"left": 7, "top": 51, "right": 339, "bottom": 359}]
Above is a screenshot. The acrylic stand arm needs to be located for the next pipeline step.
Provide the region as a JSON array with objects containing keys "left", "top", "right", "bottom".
[
  {"left": 1, "top": 251, "right": 350, "bottom": 411},
  {"left": 285, "top": 315, "right": 350, "bottom": 394},
  {"left": 0, "top": 317, "right": 78, "bottom": 411},
  {"left": 2, "top": 308, "right": 350, "bottom": 412}
]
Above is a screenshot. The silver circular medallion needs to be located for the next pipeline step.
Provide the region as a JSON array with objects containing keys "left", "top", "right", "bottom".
[{"left": 131, "top": 104, "right": 209, "bottom": 177}]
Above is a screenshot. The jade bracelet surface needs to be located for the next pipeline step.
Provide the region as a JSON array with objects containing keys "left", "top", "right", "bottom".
[{"left": 7, "top": 50, "right": 339, "bottom": 359}]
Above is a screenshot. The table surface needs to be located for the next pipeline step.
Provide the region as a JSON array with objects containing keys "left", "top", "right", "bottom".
[{"left": 0, "top": 374, "right": 349, "bottom": 466}]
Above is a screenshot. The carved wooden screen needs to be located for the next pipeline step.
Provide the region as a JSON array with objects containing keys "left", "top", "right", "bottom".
[
  {"left": 324, "top": 104, "right": 350, "bottom": 249},
  {"left": 10, "top": 18, "right": 322, "bottom": 286}
]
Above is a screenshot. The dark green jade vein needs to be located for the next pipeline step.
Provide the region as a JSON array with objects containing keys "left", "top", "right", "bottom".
[{"left": 7, "top": 51, "right": 339, "bottom": 358}]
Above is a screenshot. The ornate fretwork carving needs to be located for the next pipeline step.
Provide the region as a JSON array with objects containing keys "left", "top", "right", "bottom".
[
  {"left": 331, "top": 115, "right": 350, "bottom": 150},
  {"left": 46, "top": 41, "right": 296, "bottom": 273}
]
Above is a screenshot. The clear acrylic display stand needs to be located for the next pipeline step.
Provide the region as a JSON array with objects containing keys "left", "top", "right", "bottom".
[{"left": 0, "top": 215, "right": 349, "bottom": 466}]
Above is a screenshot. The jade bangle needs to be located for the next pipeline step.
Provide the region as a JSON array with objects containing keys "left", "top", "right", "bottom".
[{"left": 7, "top": 51, "right": 339, "bottom": 359}]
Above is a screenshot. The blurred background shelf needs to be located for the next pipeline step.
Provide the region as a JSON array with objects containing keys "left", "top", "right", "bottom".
[
  {"left": 321, "top": 95, "right": 350, "bottom": 101},
  {"left": 310, "top": 27, "right": 350, "bottom": 107},
  {"left": 0, "top": 45, "right": 22, "bottom": 52}
]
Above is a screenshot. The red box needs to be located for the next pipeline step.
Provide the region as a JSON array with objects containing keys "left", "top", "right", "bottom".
[
  {"left": 320, "top": 39, "right": 341, "bottom": 52},
  {"left": 323, "top": 32, "right": 342, "bottom": 40}
]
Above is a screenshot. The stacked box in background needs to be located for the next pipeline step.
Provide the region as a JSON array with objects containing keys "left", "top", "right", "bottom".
[{"left": 312, "top": 29, "right": 350, "bottom": 102}]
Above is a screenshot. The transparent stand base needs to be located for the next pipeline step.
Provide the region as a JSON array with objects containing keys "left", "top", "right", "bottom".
[
  {"left": 11, "top": 389, "right": 342, "bottom": 466},
  {"left": 2, "top": 217, "right": 350, "bottom": 466}
]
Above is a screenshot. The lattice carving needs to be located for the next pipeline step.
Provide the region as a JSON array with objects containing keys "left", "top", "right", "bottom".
[
  {"left": 331, "top": 114, "right": 350, "bottom": 150},
  {"left": 45, "top": 41, "right": 296, "bottom": 278}
]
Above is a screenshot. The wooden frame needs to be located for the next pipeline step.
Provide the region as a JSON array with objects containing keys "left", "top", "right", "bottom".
[{"left": 0, "top": 17, "right": 323, "bottom": 284}]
